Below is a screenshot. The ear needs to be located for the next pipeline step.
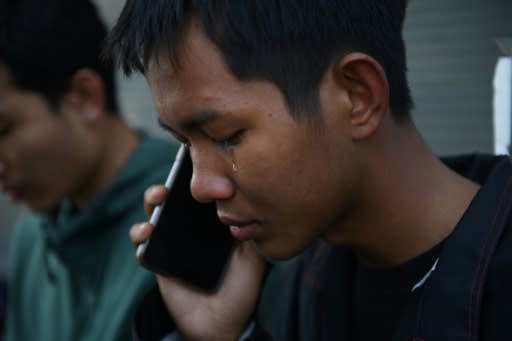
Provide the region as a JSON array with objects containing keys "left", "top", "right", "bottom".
[
  {"left": 333, "top": 53, "right": 389, "bottom": 140},
  {"left": 60, "top": 68, "right": 106, "bottom": 121}
]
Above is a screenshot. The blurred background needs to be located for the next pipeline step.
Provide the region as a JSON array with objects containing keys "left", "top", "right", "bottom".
[{"left": 1, "top": 0, "right": 512, "bottom": 278}]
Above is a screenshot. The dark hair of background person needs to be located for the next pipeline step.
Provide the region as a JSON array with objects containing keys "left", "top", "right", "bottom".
[
  {"left": 0, "top": 0, "right": 119, "bottom": 113},
  {"left": 105, "top": 0, "right": 413, "bottom": 121}
]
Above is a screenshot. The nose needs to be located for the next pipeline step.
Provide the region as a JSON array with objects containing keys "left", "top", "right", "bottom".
[{"left": 189, "top": 151, "right": 235, "bottom": 203}]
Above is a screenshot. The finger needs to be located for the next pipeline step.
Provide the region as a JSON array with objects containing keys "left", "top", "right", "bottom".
[
  {"left": 129, "top": 222, "right": 153, "bottom": 247},
  {"left": 143, "top": 185, "right": 169, "bottom": 216}
]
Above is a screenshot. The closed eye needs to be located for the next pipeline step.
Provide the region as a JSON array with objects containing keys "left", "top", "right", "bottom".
[{"left": 214, "top": 129, "right": 245, "bottom": 149}]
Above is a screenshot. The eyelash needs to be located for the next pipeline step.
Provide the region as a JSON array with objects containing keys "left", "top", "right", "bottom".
[
  {"left": 169, "top": 129, "right": 244, "bottom": 150},
  {"left": 214, "top": 130, "right": 244, "bottom": 149}
]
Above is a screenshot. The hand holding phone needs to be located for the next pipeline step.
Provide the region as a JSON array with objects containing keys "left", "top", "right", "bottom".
[{"left": 137, "top": 144, "right": 235, "bottom": 292}]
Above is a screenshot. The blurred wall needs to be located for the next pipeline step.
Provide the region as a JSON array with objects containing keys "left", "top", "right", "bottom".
[{"left": 405, "top": 0, "right": 512, "bottom": 155}]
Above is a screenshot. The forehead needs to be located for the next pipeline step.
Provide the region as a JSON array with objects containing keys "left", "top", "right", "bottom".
[
  {"left": 146, "top": 19, "right": 227, "bottom": 79},
  {"left": 146, "top": 22, "right": 238, "bottom": 106},
  {"left": 0, "top": 63, "right": 55, "bottom": 121},
  {"left": 145, "top": 22, "right": 286, "bottom": 123}
]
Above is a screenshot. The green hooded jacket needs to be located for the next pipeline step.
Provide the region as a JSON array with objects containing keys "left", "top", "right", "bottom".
[{"left": 4, "top": 133, "right": 178, "bottom": 341}]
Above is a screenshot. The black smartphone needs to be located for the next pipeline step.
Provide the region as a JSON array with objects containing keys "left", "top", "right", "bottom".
[{"left": 137, "top": 144, "right": 235, "bottom": 292}]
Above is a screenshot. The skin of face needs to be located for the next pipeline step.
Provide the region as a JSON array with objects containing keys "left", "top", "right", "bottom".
[
  {"left": 146, "top": 22, "right": 366, "bottom": 260},
  {"left": 0, "top": 66, "right": 105, "bottom": 212}
]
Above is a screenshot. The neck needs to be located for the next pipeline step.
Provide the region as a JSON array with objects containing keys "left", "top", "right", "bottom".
[
  {"left": 325, "top": 120, "right": 480, "bottom": 268},
  {"left": 72, "top": 115, "right": 139, "bottom": 208}
]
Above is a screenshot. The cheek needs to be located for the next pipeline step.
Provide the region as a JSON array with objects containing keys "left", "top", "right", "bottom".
[
  {"left": 234, "top": 148, "right": 317, "bottom": 223},
  {"left": 18, "top": 135, "right": 63, "bottom": 171},
  {"left": 16, "top": 127, "right": 83, "bottom": 186},
  {"left": 232, "top": 141, "right": 292, "bottom": 201},
  {"left": 22, "top": 144, "right": 85, "bottom": 210}
]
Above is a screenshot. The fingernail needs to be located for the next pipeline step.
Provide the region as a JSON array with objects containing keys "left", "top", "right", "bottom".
[
  {"left": 150, "top": 186, "right": 162, "bottom": 196},
  {"left": 139, "top": 222, "right": 150, "bottom": 231},
  {"left": 149, "top": 187, "right": 156, "bottom": 197}
]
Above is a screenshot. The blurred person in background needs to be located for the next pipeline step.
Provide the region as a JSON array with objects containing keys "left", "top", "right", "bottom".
[{"left": 0, "top": 0, "right": 178, "bottom": 340}]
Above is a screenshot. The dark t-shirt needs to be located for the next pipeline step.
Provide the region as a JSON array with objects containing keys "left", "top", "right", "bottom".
[{"left": 351, "top": 242, "right": 444, "bottom": 341}]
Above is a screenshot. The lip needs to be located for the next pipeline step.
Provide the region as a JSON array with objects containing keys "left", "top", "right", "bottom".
[{"left": 218, "top": 215, "right": 262, "bottom": 242}]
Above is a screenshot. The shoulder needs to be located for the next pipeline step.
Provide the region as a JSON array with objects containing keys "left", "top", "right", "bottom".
[
  {"left": 134, "top": 133, "right": 179, "bottom": 173},
  {"left": 9, "top": 213, "right": 43, "bottom": 254},
  {"left": 479, "top": 217, "right": 512, "bottom": 337},
  {"left": 138, "top": 133, "right": 179, "bottom": 161},
  {"left": 119, "top": 132, "right": 179, "bottom": 187},
  {"left": 488, "top": 217, "right": 512, "bottom": 280},
  {"left": 7, "top": 212, "right": 45, "bottom": 280}
]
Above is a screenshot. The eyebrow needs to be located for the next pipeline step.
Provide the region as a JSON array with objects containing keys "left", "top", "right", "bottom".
[{"left": 157, "top": 110, "right": 220, "bottom": 133}]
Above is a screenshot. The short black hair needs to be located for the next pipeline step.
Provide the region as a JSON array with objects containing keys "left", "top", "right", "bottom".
[
  {"left": 0, "top": 0, "right": 119, "bottom": 113},
  {"left": 106, "top": 0, "right": 412, "bottom": 121}
]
